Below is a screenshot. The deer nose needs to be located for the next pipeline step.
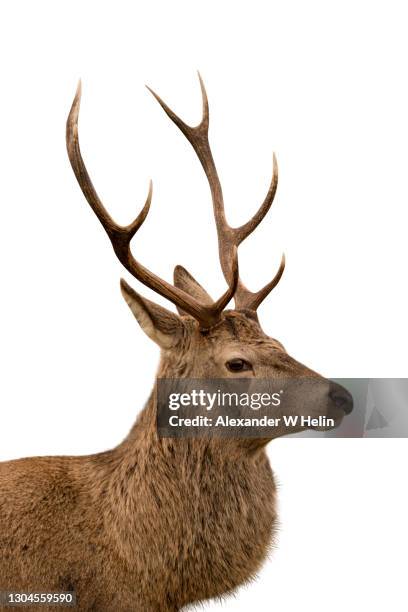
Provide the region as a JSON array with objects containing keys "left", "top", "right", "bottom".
[{"left": 328, "top": 383, "right": 353, "bottom": 414}]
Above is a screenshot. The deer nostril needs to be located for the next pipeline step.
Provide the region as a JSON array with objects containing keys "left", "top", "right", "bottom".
[{"left": 329, "top": 384, "right": 353, "bottom": 414}]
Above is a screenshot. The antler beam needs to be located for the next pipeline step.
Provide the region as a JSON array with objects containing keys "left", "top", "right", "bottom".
[
  {"left": 66, "top": 81, "right": 238, "bottom": 328},
  {"left": 147, "top": 73, "right": 285, "bottom": 311}
]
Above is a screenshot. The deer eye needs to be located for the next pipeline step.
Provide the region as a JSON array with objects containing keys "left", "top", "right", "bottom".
[{"left": 226, "top": 358, "right": 252, "bottom": 373}]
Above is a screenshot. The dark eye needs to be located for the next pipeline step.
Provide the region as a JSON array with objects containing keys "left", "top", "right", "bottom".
[{"left": 226, "top": 358, "right": 252, "bottom": 373}]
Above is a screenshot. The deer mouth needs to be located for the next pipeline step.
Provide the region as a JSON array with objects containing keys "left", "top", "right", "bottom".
[
  {"left": 306, "top": 386, "right": 354, "bottom": 431},
  {"left": 311, "top": 399, "right": 354, "bottom": 432},
  {"left": 304, "top": 413, "right": 339, "bottom": 432}
]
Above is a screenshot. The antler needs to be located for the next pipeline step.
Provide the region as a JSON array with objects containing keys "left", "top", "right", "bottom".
[
  {"left": 66, "top": 82, "right": 238, "bottom": 329},
  {"left": 147, "top": 73, "right": 285, "bottom": 311}
]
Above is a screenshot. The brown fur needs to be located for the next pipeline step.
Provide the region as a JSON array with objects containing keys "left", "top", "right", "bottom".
[
  {"left": 0, "top": 78, "right": 352, "bottom": 610},
  {"left": 0, "top": 309, "right": 349, "bottom": 611}
]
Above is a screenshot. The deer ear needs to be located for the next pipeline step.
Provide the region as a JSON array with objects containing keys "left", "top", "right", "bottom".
[
  {"left": 173, "top": 265, "right": 213, "bottom": 316},
  {"left": 120, "top": 279, "right": 185, "bottom": 349}
]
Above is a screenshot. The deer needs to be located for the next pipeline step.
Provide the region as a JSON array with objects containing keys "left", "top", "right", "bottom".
[{"left": 0, "top": 75, "right": 353, "bottom": 612}]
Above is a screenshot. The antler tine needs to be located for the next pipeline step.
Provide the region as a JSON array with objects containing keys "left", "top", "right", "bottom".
[
  {"left": 146, "top": 72, "right": 209, "bottom": 134},
  {"left": 66, "top": 81, "right": 237, "bottom": 328},
  {"left": 236, "top": 253, "right": 286, "bottom": 311},
  {"left": 66, "top": 82, "right": 152, "bottom": 241},
  {"left": 146, "top": 73, "right": 225, "bottom": 232},
  {"left": 235, "top": 153, "right": 279, "bottom": 244},
  {"left": 148, "top": 74, "right": 284, "bottom": 311}
]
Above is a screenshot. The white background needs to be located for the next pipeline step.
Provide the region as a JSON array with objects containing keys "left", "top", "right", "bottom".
[{"left": 0, "top": 1, "right": 407, "bottom": 610}]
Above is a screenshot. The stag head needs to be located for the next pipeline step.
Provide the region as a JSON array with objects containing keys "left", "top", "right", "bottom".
[{"left": 66, "top": 75, "right": 352, "bottom": 435}]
